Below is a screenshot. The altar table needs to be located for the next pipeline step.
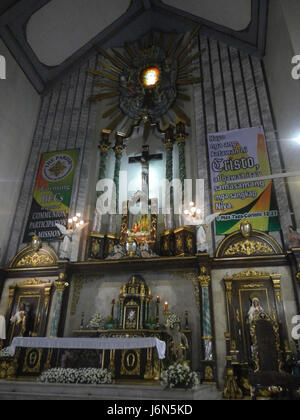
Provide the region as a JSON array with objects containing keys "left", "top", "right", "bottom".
[{"left": 7, "top": 337, "right": 166, "bottom": 360}]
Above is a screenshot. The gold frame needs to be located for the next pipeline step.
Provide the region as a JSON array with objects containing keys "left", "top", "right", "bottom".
[
  {"left": 216, "top": 229, "right": 283, "bottom": 258},
  {"left": 9, "top": 243, "right": 59, "bottom": 268},
  {"left": 8, "top": 279, "right": 53, "bottom": 343},
  {"left": 123, "top": 301, "right": 140, "bottom": 330},
  {"left": 121, "top": 349, "right": 141, "bottom": 377},
  {"left": 22, "top": 348, "right": 43, "bottom": 374}
]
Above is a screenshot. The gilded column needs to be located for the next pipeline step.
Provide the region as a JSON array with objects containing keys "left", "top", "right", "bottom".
[
  {"left": 93, "top": 129, "right": 111, "bottom": 232},
  {"left": 140, "top": 298, "right": 144, "bottom": 329},
  {"left": 176, "top": 121, "right": 187, "bottom": 204},
  {"left": 164, "top": 125, "right": 175, "bottom": 230},
  {"left": 271, "top": 274, "right": 292, "bottom": 361},
  {"left": 119, "top": 298, "right": 124, "bottom": 328},
  {"left": 49, "top": 275, "right": 69, "bottom": 337},
  {"left": 198, "top": 264, "right": 217, "bottom": 385},
  {"left": 199, "top": 267, "right": 213, "bottom": 361}
]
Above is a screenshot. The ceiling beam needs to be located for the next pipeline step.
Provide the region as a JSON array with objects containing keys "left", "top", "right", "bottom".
[{"left": 0, "top": 0, "right": 269, "bottom": 94}]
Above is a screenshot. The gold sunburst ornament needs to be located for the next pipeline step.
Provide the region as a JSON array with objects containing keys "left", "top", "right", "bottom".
[{"left": 87, "top": 26, "right": 202, "bottom": 134}]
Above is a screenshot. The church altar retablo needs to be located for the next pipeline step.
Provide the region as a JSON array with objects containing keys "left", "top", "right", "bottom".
[{"left": 0, "top": 18, "right": 300, "bottom": 401}]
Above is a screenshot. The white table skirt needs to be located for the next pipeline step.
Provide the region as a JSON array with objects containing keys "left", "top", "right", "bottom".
[
  {"left": 0, "top": 316, "right": 6, "bottom": 340},
  {"left": 8, "top": 337, "right": 166, "bottom": 360}
]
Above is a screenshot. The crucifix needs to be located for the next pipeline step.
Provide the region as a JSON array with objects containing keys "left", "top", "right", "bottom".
[{"left": 129, "top": 145, "right": 163, "bottom": 200}]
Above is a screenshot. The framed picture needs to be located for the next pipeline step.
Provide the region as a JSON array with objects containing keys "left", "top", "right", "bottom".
[{"left": 123, "top": 301, "right": 140, "bottom": 330}]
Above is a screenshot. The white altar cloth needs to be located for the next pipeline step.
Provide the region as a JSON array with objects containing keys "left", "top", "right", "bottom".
[
  {"left": 0, "top": 316, "right": 6, "bottom": 340},
  {"left": 7, "top": 337, "right": 166, "bottom": 359}
]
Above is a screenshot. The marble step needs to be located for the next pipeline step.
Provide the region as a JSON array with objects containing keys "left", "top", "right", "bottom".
[{"left": 0, "top": 381, "right": 223, "bottom": 400}]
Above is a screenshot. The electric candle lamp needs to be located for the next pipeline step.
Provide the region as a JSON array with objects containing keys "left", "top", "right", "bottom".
[{"left": 141, "top": 67, "right": 160, "bottom": 88}]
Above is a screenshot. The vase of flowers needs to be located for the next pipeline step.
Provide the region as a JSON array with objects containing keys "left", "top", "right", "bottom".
[
  {"left": 87, "top": 313, "right": 105, "bottom": 330},
  {"left": 161, "top": 363, "right": 199, "bottom": 390}
]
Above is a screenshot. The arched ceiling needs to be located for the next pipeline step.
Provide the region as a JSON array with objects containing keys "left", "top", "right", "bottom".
[
  {"left": 27, "top": 0, "right": 132, "bottom": 66},
  {"left": 0, "top": 0, "right": 269, "bottom": 93},
  {"left": 162, "top": 0, "right": 252, "bottom": 31}
]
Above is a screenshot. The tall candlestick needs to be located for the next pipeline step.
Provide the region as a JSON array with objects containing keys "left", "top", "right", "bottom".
[
  {"left": 80, "top": 312, "right": 85, "bottom": 329},
  {"left": 156, "top": 299, "right": 160, "bottom": 328},
  {"left": 111, "top": 299, "right": 115, "bottom": 319}
]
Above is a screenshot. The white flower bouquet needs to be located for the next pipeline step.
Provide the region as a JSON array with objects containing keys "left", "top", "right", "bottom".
[
  {"left": 86, "top": 313, "right": 105, "bottom": 330},
  {"left": 161, "top": 363, "right": 199, "bottom": 390},
  {"left": 37, "top": 368, "right": 113, "bottom": 385},
  {"left": 0, "top": 347, "right": 12, "bottom": 359}
]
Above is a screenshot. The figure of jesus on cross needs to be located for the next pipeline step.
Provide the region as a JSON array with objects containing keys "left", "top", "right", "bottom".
[{"left": 128, "top": 145, "right": 163, "bottom": 213}]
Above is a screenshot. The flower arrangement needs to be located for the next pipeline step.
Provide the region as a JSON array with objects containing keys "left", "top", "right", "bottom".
[
  {"left": 0, "top": 347, "right": 12, "bottom": 359},
  {"left": 86, "top": 313, "right": 105, "bottom": 330},
  {"left": 37, "top": 368, "right": 113, "bottom": 385},
  {"left": 161, "top": 363, "right": 199, "bottom": 390},
  {"left": 166, "top": 313, "right": 181, "bottom": 329}
]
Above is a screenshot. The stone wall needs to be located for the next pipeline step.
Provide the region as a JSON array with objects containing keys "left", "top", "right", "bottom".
[{"left": 0, "top": 40, "right": 40, "bottom": 264}]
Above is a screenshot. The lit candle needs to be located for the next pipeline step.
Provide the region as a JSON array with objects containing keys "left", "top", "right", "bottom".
[
  {"left": 156, "top": 296, "right": 160, "bottom": 304},
  {"left": 164, "top": 302, "right": 168, "bottom": 312}
]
